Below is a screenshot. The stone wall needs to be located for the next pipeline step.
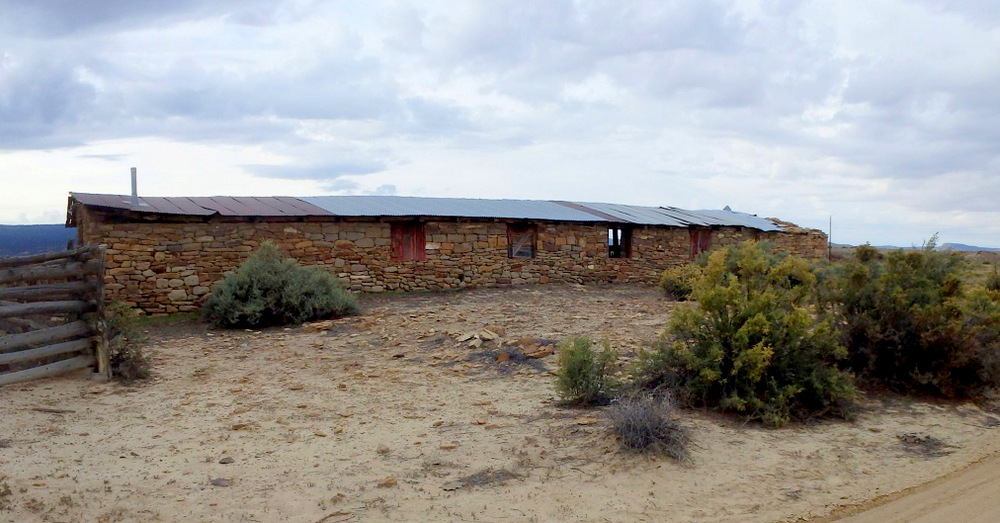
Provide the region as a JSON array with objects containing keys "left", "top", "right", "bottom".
[
  {"left": 74, "top": 206, "right": 827, "bottom": 314},
  {"left": 761, "top": 221, "right": 829, "bottom": 260}
]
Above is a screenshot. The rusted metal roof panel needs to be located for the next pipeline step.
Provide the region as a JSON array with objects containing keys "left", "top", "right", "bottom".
[
  {"left": 69, "top": 193, "right": 333, "bottom": 217},
  {"left": 301, "top": 196, "right": 605, "bottom": 222},
  {"left": 70, "top": 193, "right": 215, "bottom": 215},
  {"left": 186, "top": 196, "right": 332, "bottom": 216}
]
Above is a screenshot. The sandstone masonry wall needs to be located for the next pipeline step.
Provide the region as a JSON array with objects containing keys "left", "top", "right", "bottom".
[{"left": 75, "top": 206, "right": 827, "bottom": 314}]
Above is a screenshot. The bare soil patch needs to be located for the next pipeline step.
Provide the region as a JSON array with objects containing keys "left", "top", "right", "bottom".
[{"left": 2, "top": 284, "right": 1000, "bottom": 522}]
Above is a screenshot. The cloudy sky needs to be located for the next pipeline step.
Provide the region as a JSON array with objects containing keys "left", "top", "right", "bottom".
[{"left": 1, "top": 1, "right": 998, "bottom": 247}]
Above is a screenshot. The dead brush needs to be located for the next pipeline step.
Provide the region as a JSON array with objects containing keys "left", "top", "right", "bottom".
[{"left": 608, "top": 390, "right": 689, "bottom": 460}]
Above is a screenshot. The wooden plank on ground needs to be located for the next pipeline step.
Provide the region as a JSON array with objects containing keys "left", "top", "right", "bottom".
[
  {"left": 0, "top": 354, "right": 96, "bottom": 387},
  {"left": 0, "top": 320, "right": 93, "bottom": 354},
  {"left": 0, "top": 338, "right": 93, "bottom": 366},
  {"left": 0, "top": 300, "right": 93, "bottom": 320}
]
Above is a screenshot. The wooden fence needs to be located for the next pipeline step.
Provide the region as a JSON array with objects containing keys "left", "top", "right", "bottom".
[{"left": 0, "top": 245, "right": 110, "bottom": 386}]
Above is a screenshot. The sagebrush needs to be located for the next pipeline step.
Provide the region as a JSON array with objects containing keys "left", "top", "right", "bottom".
[
  {"left": 555, "top": 337, "right": 618, "bottom": 406},
  {"left": 203, "top": 243, "right": 359, "bottom": 328},
  {"left": 638, "top": 242, "right": 856, "bottom": 427},
  {"left": 105, "top": 301, "right": 151, "bottom": 382},
  {"left": 608, "top": 390, "right": 689, "bottom": 459}
]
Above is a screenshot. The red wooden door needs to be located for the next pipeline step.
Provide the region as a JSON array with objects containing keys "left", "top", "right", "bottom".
[
  {"left": 391, "top": 223, "right": 425, "bottom": 261},
  {"left": 690, "top": 228, "right": 711, "bottom": 258}
]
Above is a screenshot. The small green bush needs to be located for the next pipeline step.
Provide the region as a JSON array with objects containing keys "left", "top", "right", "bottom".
[
  {"left": 203, "top": 243, "right": 359, "bottom": 328},
  {"left": 659, "top": 264, "right": 700, "bottom": 301},
  {"left": 555, "top": 337, "right": 618, "bottom": 406},
  {"left": 608, "top": 390, "right": 689, "bottom": 459},
  {"left": 637, "top": 242, "right": 855, "bottom": 427},
  {"left": 105, "top": 301, "right": 151, "bottom": 382}
]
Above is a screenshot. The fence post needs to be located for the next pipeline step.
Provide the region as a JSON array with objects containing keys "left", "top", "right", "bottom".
[{"left": 93, "top": 244, "right": 111, "bottom": 380}]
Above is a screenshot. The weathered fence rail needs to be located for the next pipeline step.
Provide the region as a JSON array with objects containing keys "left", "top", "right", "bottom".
[{"left": 0, "top": 244, "right": 110, "bottom": 386}]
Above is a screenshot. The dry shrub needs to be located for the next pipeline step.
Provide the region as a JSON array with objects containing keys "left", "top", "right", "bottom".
[
  {"left": 826, "top": 237, "right": 1000, "bottom": 396},
  {"left": 608, "top": 390, "right": 689, "bottom": 459},
  {"left": 105, "top": 301, "right": 151, "bottom": 382}
]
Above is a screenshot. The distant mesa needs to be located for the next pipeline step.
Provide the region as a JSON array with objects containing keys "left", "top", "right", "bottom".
[
  {"left": 0, "top": 224, "right": 77, "bottom": 256},
  {"left": 834, "top": 242, "right": 999, "bottom": 252},
  {"left": 938, "top": 243, "right": 1000, "bottom": 252}
]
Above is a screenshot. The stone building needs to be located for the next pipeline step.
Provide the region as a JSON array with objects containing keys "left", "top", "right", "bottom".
[{"left": 66, "top": 194, "right": 828, "bottom": 314}]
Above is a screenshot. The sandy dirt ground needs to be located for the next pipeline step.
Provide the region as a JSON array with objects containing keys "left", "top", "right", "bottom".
[{"left": 3, "top": 284, "right": 1000, "bottom": 522}]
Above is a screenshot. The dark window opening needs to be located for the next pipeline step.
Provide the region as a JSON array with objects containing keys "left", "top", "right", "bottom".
[
  {"left": 507, "top": 223, "right": 536, "bottom": 258},
  {"left": 608, "top": 227, "right": 632, "bottom": 258},
  {"left": 689, "top": 228, "right": 711, "bottom": 258},
  {"left": 391, "top": 222, "right": 426, "bottom": 261}
]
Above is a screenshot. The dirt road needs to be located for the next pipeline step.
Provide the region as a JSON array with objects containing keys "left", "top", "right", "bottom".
[{"left": 834, "top": 453, "right": 1000, "bottom": 522}]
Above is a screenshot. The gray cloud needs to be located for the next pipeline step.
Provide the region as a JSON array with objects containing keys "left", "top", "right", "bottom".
[
  {"left": 1, "top": 1, "right": 999, "bottom": 246},
  {"left": 245, "top": 161, "right": 387, "bottom": 181},
  {"left": 0, "top": 0, "right": 264, "bottom": 37}
]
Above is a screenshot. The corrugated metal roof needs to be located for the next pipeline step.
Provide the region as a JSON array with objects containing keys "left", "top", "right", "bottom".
[
  {"left": 69, "top": 192, "right": 783, "bottom": 231},
  {"left": 70, "top": 193, "right": 332, "bottom": 217},
  {"left": 301, "top": 196, "right": 605, "bottom": 222},
  {"left": 691, "top": 208, "right": 781, "bottom": 232},
  {"left": 567, "top": 201, "right": 691, "bottom": 227}
]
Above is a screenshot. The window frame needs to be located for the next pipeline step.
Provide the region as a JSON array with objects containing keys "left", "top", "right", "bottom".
[
  {"left": 607, "top": 226, "right": 632, "bottom": 259},
  {"left": 507, "top": 223, "right": 537, "bottom": 259}
]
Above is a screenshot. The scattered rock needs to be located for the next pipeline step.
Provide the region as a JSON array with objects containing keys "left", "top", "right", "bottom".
[
  {"left": 897, "top": 432, "right": 955, "bottom": 458},
  {"left": 439, "top": 443, "right": 458, "bottom": 450},
  {"left": 442, "top": 480, "right": 464, "bottom": 491},
  {"left": 377, "top": 444, "right": 390, "bottom": 455},
  {"left": 210, "top": 478, "right": 232, "bottom": 487},
  {"left": 484, "top": 324, "right": 507, "bottom": 336},
  {"left": 219, "top": 457, "right": 235, "bottom": 465},
  {"left": 377, "top": 477, "right": 398, "bottom": 488},
  {"left": 230, "top": 423, "right": 250, "bottom": 431}
]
